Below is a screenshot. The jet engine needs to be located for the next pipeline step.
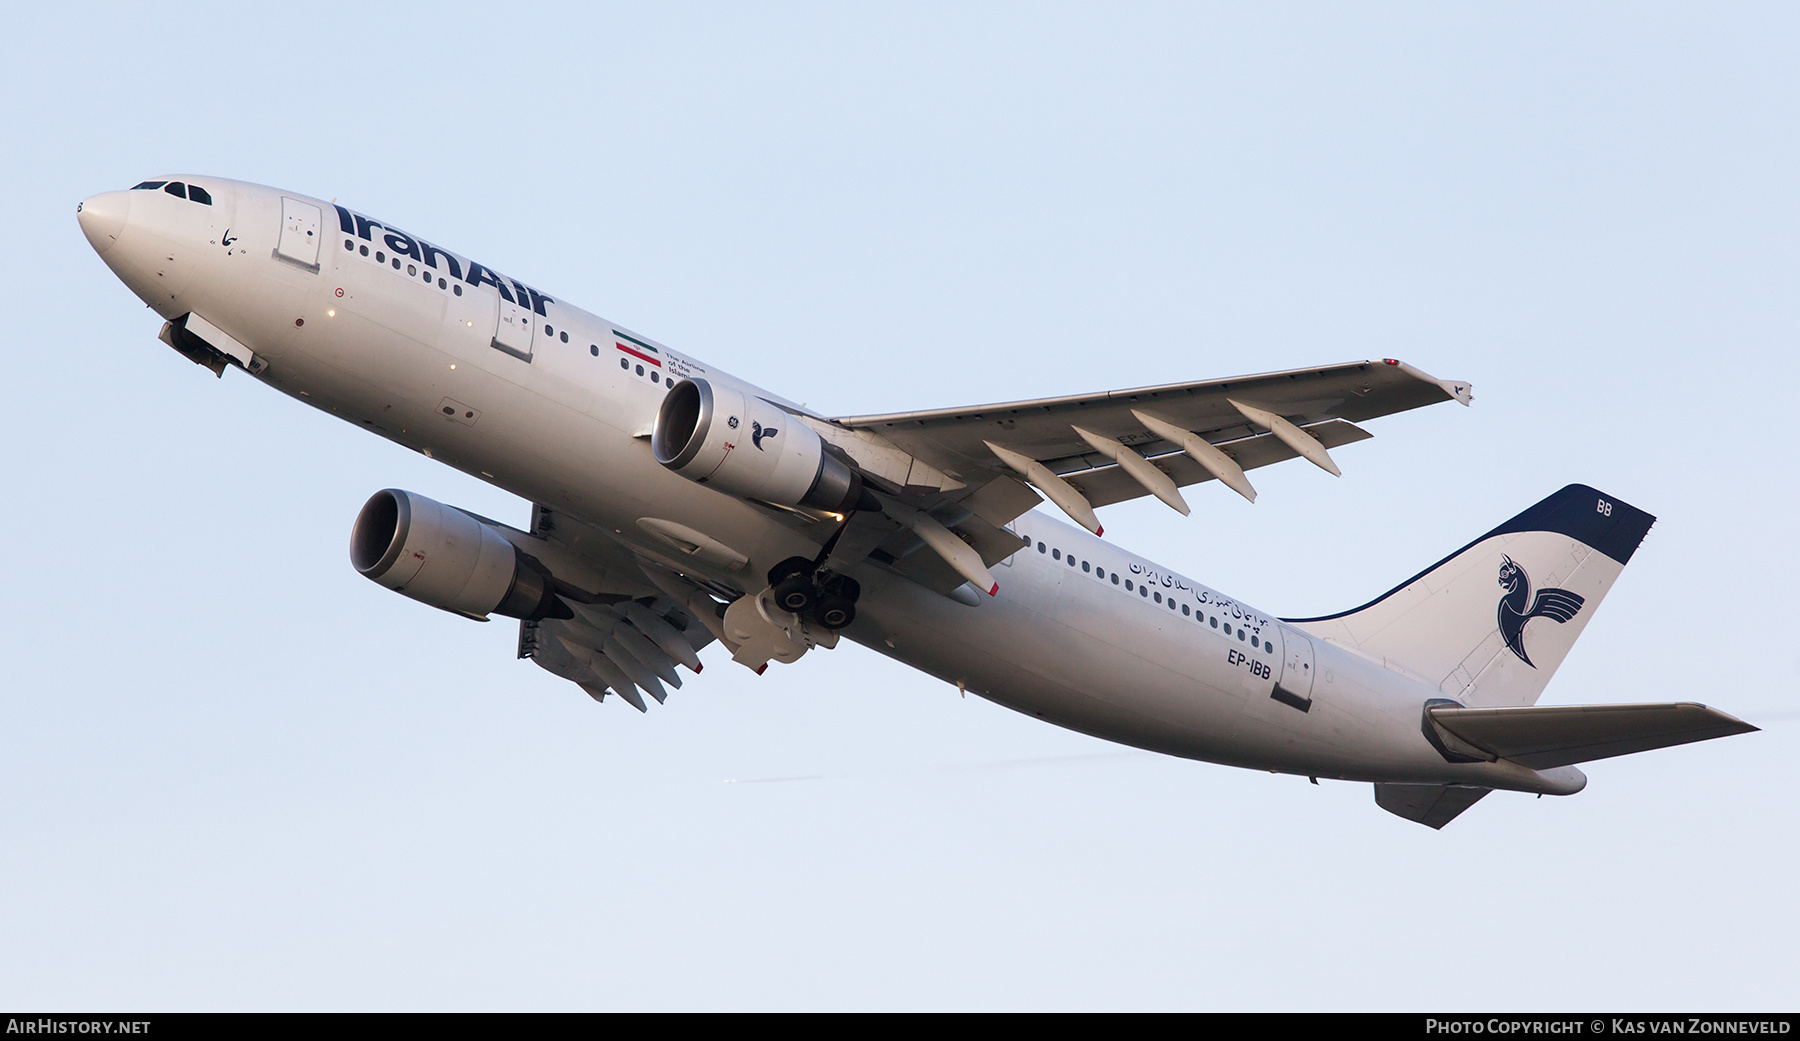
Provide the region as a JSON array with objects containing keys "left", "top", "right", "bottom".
[
  {"left": 350, "top": 489, "right": 568, "bottom": 621},
  {"left": 652, "top": 378, "right": 866, "bottom": 513}
]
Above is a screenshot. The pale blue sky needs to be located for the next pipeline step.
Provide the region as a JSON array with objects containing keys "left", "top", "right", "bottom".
[{"left": 3, "top": 3, "right": 1795, "bottom": 1010}]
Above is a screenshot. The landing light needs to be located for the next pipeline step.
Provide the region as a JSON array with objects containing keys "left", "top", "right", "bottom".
[{"left": 326, "top": 309, "right": 336, "bottom": 317}]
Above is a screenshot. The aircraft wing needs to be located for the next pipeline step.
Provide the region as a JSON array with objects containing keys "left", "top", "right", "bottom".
[
  {"left": 831, "top": 358, "right": 1471, "bottom": 526},
  {"left": 522, "top": 598, "right": 717, "bottom": 713},
  {"left": 507, "top": 503, "right": 724, "bottom": 712}
]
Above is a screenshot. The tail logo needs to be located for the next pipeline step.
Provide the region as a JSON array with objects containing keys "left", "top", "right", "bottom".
[{"left": 1497, "top": 555, "right": 1585, "bottom": 668}]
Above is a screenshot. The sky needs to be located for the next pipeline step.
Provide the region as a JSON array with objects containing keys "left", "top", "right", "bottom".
[{"left": 3, "top": 2, "right": 1796, "bottom": 1011}]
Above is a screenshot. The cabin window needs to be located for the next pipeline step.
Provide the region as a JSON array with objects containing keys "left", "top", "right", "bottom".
[
  {"left": 187, "top": 185, "right": 212, "bottom": 205},
  {"left": 619, "top": 358, "right": 628, "bottom": 369},
  {"left": 359, "top": 245, "right": 369, "bottom": 256},
  {"left": 1052, "top": 549, "right": 1060, "bottom": 561},
  {"left": 163, "top": 182, "right": 186, "bottom": 199},
  {"left": 591, "top": 345, "right": 600, "bottom": 357},
  {"left": 651, "top": 372, "right": 660, "bottom": 383},
  {"left": 344, "top": 239, "right": 355, "bottom": 251},
  {"left": 453, "top": 284, "right": 462, "bottom": 295},
  {"left": 1182, "top": 605, "right": 1190, "bottom": 616},
  {"left": 546, "top": 324, "right": 554, "bottom": 336},
  {"left": 438, "top": 278, "right": 448, "bottom": 289},
  {"left": 1238, "top": 630, "right": 1246, "bottom": 641},
  {"left": 1110, "top": 574, "right": 1119, "bottom": 585},
  {"left": 391, "top": 257, "right": 400, "bottom": 269},
  {"left": 1168, "top": 599, "right": 1176, "bottom": 610},
  {"left": 1210, "top": 617, "right": 1218, "bottom": 628},
  {"left": 1081, "top": 562, "right": 1090, "bottom": 573},
  {"left": 407, "top": 264, "right": 417, "bottom": 276},
  {"left": 376, "top": 251, "right": 385, "bottom": 262},
  {"left": 636, "top": 364, "right": 645, "bottom": 376},
  {"left": 1139, "top": 586, "right": 1148, "bottom": 598},
  {"left": 1154, "top": 592, "right": 1162, "bottom": 604},
  {"left": 1037, "top": 542, "right": 1045, "bottom": 553},
  {"left": 560, "top": 331, "right": 569, "bottom": 343},
  {"left": 1264, "top": 640, "right": 1273, "bottom": 653},
  {"left": 1125, "top": 580, "right": 1133, "bottom": 591}
]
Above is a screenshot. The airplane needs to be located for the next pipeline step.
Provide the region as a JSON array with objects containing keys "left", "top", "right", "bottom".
[{"left": 75, "top": 175, "right": 1758, "bottom": 829}]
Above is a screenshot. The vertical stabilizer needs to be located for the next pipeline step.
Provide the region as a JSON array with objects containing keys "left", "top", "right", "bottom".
[{"left": 1290, "top": 486, "right": 1654, "bottom": 708}]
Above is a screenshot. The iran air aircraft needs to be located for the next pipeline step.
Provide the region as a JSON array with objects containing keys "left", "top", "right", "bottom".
[{"left": 77, "top": 176, "right": 1758, "bottom": 828}]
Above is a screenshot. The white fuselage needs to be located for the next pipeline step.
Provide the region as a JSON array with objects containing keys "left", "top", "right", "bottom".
[{"left": 79, "top": 176, "right": 1572, "bottom": 795}]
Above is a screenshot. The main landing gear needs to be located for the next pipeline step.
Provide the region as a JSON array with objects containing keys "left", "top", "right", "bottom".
[
  {"left": 767, "top": 555, "right": 861, "bottom": 630},
  {"left": 721, "top": 513, "right": 867, "bottom": 673},
  {"left": 766, "top": 503, "right": 869, "bottom": 630}
]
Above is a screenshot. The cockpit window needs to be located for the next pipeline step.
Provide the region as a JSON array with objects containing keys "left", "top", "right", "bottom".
[{"left": 132, "top": 180, "right": 212, "bottom": 204}]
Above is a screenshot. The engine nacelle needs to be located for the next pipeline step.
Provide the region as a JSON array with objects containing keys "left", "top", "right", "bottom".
[
  {"left": 652, "top": 378, "right": 864, "bottom": 513},
  {"left": 350, "top": 489, "right": 565, "bottom": 621}
]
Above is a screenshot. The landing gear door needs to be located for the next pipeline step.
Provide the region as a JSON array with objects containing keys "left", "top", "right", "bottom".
[
  {"left": 492, "top": 298, "right": 535, "bottom": 362},
  {"left": 1272, "top": 624, "right": 1316, "bottom": 712},
  {"left": 274, "top": 197, "right": 322, "bottom": 272}
]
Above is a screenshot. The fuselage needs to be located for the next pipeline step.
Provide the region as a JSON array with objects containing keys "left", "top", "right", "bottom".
[{"left": 77, "top": 176, "right": 1575, "bottom": 795}]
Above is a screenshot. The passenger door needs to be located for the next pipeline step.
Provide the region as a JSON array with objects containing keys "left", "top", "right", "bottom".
[
  {"left": 274, "top": 197, "right": 322, "bottom": 272},
  {"left": 492, "top": 298, "right": 536, "bottom": 362},
  {"left": 1272, "top": 625, "right": 1316, "bottom": 712}
]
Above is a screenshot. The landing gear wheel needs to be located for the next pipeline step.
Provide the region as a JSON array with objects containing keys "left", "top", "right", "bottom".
[
  {"left": 811, "top": 571, "right": 862, "bottom": 630},
  {"left": 768, "top": 556, "right": 817, "bottom": 613},
  {"left": 812, "top": 596, "right": 856, "bottom": 630},
  {"left": 772, "top": 573, "right": 815, "bottom": 613}
]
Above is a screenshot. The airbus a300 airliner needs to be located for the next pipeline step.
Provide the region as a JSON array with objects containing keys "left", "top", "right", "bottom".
[{"left": 77, "top": 176, "right": 1756, "bottom": 828}]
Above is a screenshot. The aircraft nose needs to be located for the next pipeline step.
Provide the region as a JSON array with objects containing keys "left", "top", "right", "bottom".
[{"left": 77, "top": 190, "right": 131, "bottom": 255}]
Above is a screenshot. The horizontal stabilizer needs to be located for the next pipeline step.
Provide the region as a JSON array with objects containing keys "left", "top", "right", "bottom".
[
  {"left": 1374, "top": 784, "right": 1492, "bottom": 829},
  {"left": 1427, "top": 702, "right": 1758, "bottom": 770}
]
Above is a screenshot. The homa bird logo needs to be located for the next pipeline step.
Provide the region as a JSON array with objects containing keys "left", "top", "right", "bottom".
[
  {"left": 1496, "top": 555, "right": 1585, "bottom": 668},
  {"left": 751, "top": 421, "right": 779, "bottom": 450}
]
